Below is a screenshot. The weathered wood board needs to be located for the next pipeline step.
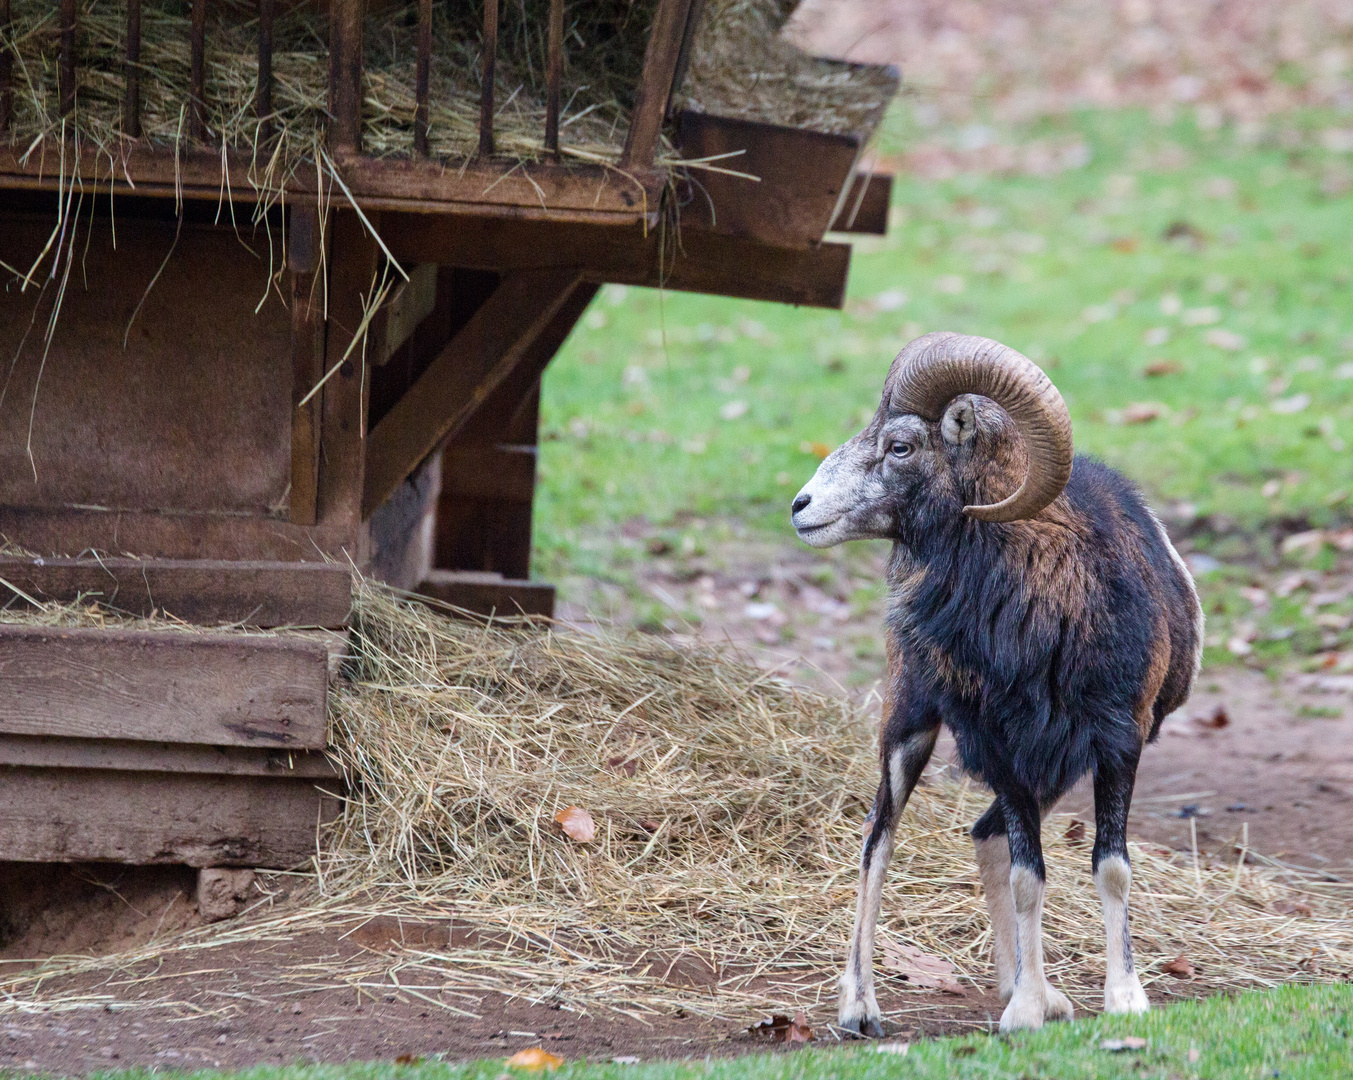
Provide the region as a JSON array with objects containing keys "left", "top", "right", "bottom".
[
  {"left": 0, "top": 734, "right": 337, "bottom": 778},
  {"left": 418, "top": 570, "right": 556, "bottom": 618},
  {"left": 0, "top": 625, "right": 329, "bottom": 748}
]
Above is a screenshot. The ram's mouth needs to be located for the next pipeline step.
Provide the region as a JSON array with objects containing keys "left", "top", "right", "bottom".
[{"left": 793, "top": 518, "right": 840, "bottom": 537}]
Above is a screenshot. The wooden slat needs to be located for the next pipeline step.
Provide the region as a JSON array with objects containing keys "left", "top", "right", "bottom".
[
  {"left": 443, "top": 443, "right": 537, "bottom": 502},
  {"left": 328, "top": 0, "right": 364, "bottom": 153},
  {"left": 413, "top": 0, "right": 432, "bottom": 156},
  {"left": 418, "top": 570, "right": 555, "bottom": 619},
  {"left": 829, "top": 171, "right": 893, "bottom": 235},
  {"left": 362, "top": 268, "right": 583, "bottom": 516},
  {"left": 289, "top": 206, "right": 325, "bottom": 526},
  {"left": 189, "top": 0, "right": 207, "bottom": 140},
  {"left": 123, "top": 0, "right": 141, "bottom": 137},
  {"left": 0, "top": 625, "right": 329, "bottom": 748},
  {"left": 0, "top": 768, "right": 339, "bottom": 867},
  {"left": 2, "top": 0, "right": 14, "bottom": 135},
  {"left": 478, "top": 0, "right": 498, "bottom": 156},
  {"left": 0, "top": 556, "right": 352, "bottom": 627},
  {"left": 59, "top": 0, "right": 76, "bottom": 116},
  {"left": 258, "top": 0, "right": 274, "bottom": 143},
  {"left": 619, "top": 0, "right": 694, "bottom": 168},
  {"left": 0, "top": 734, "right": 337, "bottom": 778},
  {"left": 544, "top": 0, "right": 563, "bottom": 160}
]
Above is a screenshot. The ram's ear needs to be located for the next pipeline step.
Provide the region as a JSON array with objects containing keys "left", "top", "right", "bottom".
[{"left": 941, "top": 396, "right": 979, "bottom": 447}]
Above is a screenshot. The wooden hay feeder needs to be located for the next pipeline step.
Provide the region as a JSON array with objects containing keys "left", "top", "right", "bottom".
[{"left": 0, "top": 0, "right": 896, "bottom": 879}]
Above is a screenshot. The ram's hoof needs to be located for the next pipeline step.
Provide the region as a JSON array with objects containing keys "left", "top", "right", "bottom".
[{"left": 837, "top": 1012, "right": 885, "bottom": 1038}]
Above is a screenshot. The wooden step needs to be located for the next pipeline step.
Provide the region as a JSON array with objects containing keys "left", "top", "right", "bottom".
[{"left": 417, "top": 570, "right": 555, "bottom": 618}]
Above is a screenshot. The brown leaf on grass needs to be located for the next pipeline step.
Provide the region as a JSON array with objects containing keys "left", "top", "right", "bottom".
[
  {"left": 879, "top": 940, "right": 966, "bottom": 994},
  {"left": 1194, "top": 705, "right": 1230, "bottom": 729},
  {"left": 748, "top": 1013, "right": 813, "bottom": 1044},
  {"left": 1122, "top": 402, "right": 1165, "bottom": 424},
  {"left": 1064, "top": 820, "right": 1087, "bottom": 846},
  {"left": 1162, "top": 953, "right": 1196, "bottom": 978},
  {"left": 506, "top": 1048, "right": 563, "bottom": 1071},
  {"left": 800, "top": 440, "right": 832, "bottom": 459},
  {"left": 1142, "top": 359, "right": 1183, "bottom": 377},
  {"left": 554, "top": 806, "right": 596, "bottom": 842},
  {"left": 1109, "top": 236, "right": 1139, "bottom": 253},
  {"left": 395, "top": 1055, "right": 424, "bottom": 1066},
  {"left": 1271, "top": 899, "right": 1313, "bottom": 917}
]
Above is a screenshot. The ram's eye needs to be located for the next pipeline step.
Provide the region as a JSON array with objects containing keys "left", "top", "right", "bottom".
[{"left": 889, "top": 441, "right": 913, "bottom": 458}]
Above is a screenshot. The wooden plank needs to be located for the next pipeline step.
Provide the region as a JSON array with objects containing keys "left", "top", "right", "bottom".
[
  {"left": 258, "top": 0, "right": 275, "bottom": 143},
  {"left": 367, "top": 453, "right": 440, "bottom": 590},
  {"left": 479, "top": 0, "right": 498, "bottom": 156},
  {"left": 544, "top": 0, "right": 562, "bottom": 160},
  {"left": 0, "top": 146, "right": 660, "bottom": 222},
  {"left": 0, "top": 734, "right": 337, "bottom": 778},
  {"left": 190, "top": 0, "right": 207, "bottom": 140},
  {"left": 0, "top": 767, "right": 339, "bottom": 867},
  {"left": 620, "top": 0, "right": 695, "bottom": 168},
  {"left": 329, "top": 0, "right": 365, "bottom": 153},
  {"left": 675, "top": 111, "right": 862, "bottom": 248},
  {"left": 413, "top": 0, "right": 431, "bottom": 156},
  {"left": 380, "top": 214, "right": 851, "bottom": 309},
  {"left": 59, "top": 0, "right": 76, "bottom": 116},
  {"left": 418, "top": 570, "right": 555, "bottom": 619},
  {"left": 123, "top": 0, "right": 141, "bottom": 137},
  {"left": 362, "top": 268, "right": 583, "bottom": 516},
  {"left": 0, "top": 625, "right": 329, "bottom": 748},
  {"left": 379, "top": 262, "right": 438, "bottom": 364},
  {"left": 289, "top": 206, "right": 325, "bottom": 525},
  {"left": 443, "top": 443, "right": 536, "bottom": 502},
  {"left": 829, "top": 171, "right": 892, "bottom": 235},
  {"left": 0, "top": 556, "right": 352, "bottom": 627}
]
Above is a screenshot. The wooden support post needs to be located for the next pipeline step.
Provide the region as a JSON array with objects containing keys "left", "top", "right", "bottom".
[
  {"left": 619, "top": 0, "right": 694, "bottom": 168},
  {"left": 123, "top": 0, "right": 141, "bottom": 137},
  {"left": 257, "top": 0, "right": 274, "bottom": 143},
  {"left": 289, "top": 206, "right": 324, "bottom": 526},
  {"left": 362, "top": 268, "right": 583, "bottom": 517},
  {"left": 1, "top": 0, "right": 12, "bottom": 135},
  {"left": 478, "top": 0, "right": 497, "bottom": 157},
  {"left": 58, "top": 0, "right": 76, "bottom": 117},
  {"left": 189, "top": 0, "right": 207, "bottom": 140},
  {"left": 413, "top": 0, "right": 432, "bottom": 156},
  {"left": 544, "top": 0, "right": 563, "bottom": 160},
  {"left": 328, "top": 0, "right": 364, "bottom": 153}
]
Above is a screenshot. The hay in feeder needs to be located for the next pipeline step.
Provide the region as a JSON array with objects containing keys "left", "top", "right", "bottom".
[
  {"left": 0, "top": 0, "right": 894, "bottom": 183},
  {"left": 0, "top": 574, "right": 1349, "bottom": 1021}
]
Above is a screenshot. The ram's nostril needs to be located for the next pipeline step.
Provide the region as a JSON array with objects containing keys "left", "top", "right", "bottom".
[{"left": 791, "top": 493, "right": 812, "bottom": 514}]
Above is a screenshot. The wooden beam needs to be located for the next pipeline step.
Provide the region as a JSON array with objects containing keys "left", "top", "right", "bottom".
[
  {"left": 0, "top": 768, "right": 338, "bottom": 867},
  {"left": 413, "top": 0, "right": 432, "bottom": 156},
  {"left": 478, "top": 0, "right": 498, "bottom": 157},
  {"left": 830, "top": 171, "right": 893, "bottom": 235},
  {"left": 289, "top": 205, "right": 325, "bottom": 526},
  {"left": 443, "top": 443, "right": 537, "bottom": 502},
  {"left": 123, "top": 0, "right": 141, "bottom": 137},
  {"left": 0, "top": 735, "right": 337, "bottom": 778},
  {"left": 544, "top": 0, "right": 563, "bottom": 160},
  {"left": 58, "top": 0, "right": 76, "bottom": 116},
  {"left": 0, "top": 625, "right": 329, "bottom": 748},
  {"left": 620, "top": 0, "right": 694, "bottom": 168},
  {"left": 418, "top": 570, "right": 555, "bottom": 619},
  {"left": 362, "top": 267, "right": 583, "bottom": 516},
  {"left": 379, "top": 215, "right": 851, "bottom": 309},
  {"left": 328, "top": 0, "right": 365, "bottom": 153},
  {"left": 0, "top": 556, "right": 352, "bottom": 627}
]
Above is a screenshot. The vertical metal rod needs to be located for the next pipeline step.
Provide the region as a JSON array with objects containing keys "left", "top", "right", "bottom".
[
  {"left": 123, "top": 0, "right": 141, "bottom": 137},
  {"left": 328, "top": 0, "right": 364, "bottom": 153},
  {"left": 477, "top": 0, "right": 497, "bottom": 157},
  {"left": 257, "top": 0, "right": 274, "bottom": 143},
  {"left": 413, "top": 0, "right": 431, "bottom": 155},
  {"left": 59, "top": 0, "right": 76, "bottom": 116},
  {"left": 0, "top": 0, "right": 12, "bottom": 136},
  {"left": 544, "top": 0, "right": 562, "bottom": 160},
  {"left": 189, "top": 0, "right": 207, "bottom": 140}
]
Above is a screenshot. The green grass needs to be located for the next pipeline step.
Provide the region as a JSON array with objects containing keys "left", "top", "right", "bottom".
[
  {"left": 536, "top": 107, "right": 1353, "bottom": 568},
  {"left": 82, "top": 984, "right": 1353, "bottom": 1080}
]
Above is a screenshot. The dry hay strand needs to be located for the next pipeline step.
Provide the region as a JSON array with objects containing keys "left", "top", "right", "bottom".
[
  {"left": 1, "top": 0, "right": 891, "bottom": 182},
  {"left": 0, "top": 576, "right": 1349, "bottom": 1022}
]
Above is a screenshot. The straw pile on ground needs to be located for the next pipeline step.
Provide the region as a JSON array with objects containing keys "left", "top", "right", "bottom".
[
  {"left": 0, "top": 0, "right": 892, "bottom": 176},
  {"left": 0, "top": 576, "right": 1349, "bottom": 1022}
]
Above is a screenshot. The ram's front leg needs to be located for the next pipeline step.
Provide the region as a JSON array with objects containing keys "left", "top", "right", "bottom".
[{"left": 838, "top": 724, "right": 938, "bottom": 1036}]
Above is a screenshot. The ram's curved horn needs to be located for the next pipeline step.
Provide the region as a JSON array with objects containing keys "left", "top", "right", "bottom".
[{"left": 884, "top": 331, "right": 1073, "bottom": 522}]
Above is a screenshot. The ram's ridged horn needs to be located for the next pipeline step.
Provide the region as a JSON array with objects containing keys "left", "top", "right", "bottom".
[{"left": 885, "top": 331, "right": 1074, "bottom": 522}]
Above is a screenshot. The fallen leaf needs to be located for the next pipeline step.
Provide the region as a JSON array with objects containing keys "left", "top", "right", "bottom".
[
  {"left": 785, "top": 1012, "right": 813, "bottom": 1044},
  {"left": 1193, "top": 705, "right": 1229, "bottom": 729},
  {"left": 506, "top": 1048, "right": 562, "bottom": 1072},
  {"left": 395, "top": 1055, "right": 424, "bottom": 1066},
  {"left": 612, "top": 1057, "right": 641, "bottom": 1065},
  {"left": 1142, "top": 359, "right": 1183, "bottom": 376},
  {"left": 1162, "top": 953, "right": 1195, "bottom": 978},
  {"left": 1188, "top": 1048, "right": 1201, "bottom": 1064},
  {"left": 879, "top": 940, "right": 966, "bottom": 994},
  {"left": 1064, "top": 820, "right": 1087, "bottom": 845},
  {"left": 1122, "top": 402, "right": 1165, "bottom": 424},
  {"left": 606, "top": 756, "right": 638, "bottom": 777},
  {"left": 1271, "top": 899, "right": 1313, "bottom": 916},
  {"left": 1204, "top": 328, "right": 1246, "bottom": 351},
  {"left": 749, "top": 1014, "right": 791, "bottom": 1038},
  {"left": 800, "top": 440, "right": 832, "bottom": 459},
  {"left": 1100, "top": 1036, "right": 1147, "bottom": 1052},
  {"left": 875, "top": 1042, "right": 910, "bottom": 1055},
  {"left": 1109, "top": 236, "right": 1139, "bottom": 253},
  {"left": 554, "top": 806, "right": 596, "bottom": 843}
]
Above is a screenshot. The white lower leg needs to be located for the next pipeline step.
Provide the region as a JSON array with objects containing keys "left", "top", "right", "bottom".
[
  {"left": 838, "top": 824, "right": 894, "bottom": 1034},
  {"left": 974, "top": 836, "right": 1017, "bottom": 1000},
  {"left": 1096, "top": 855, "right": 1150, "bottom": 1014},
  {"left": 999, "top": 865, "right": 1074, "bottom": 1031}
]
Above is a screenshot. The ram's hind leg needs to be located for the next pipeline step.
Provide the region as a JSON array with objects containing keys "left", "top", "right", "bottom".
[
  {"left": 838, "top": 726, "right": 938, "bottom": 1037},
  {"left": 975, "top": 799, "right": 1073, "bottom": 1023},
  {"left": 1094, "top": 749, "right": 1150, "bottom": 1014}
]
